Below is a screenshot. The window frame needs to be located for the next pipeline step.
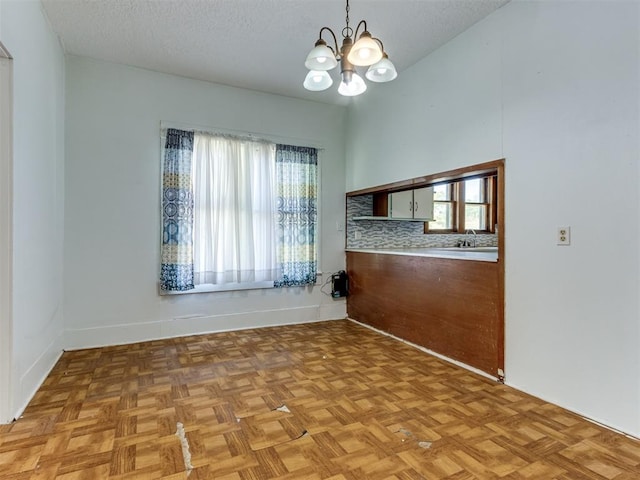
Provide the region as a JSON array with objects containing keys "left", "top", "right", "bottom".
[
  {"left": 431, "top": 182, "right": 458, "bottom": 233},
  {"left": 427, "top": 174, "right": 498, "bottom": 234}
]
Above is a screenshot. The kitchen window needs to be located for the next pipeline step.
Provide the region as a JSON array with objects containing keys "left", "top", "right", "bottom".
[
  {"left": 432, "top": 183, "right": 455, "bottom": 230},
  {"left": 428, "top": 175, "right": 497, "bottom": 233}
]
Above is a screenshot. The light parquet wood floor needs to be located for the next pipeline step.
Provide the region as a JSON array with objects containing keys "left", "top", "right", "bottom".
[{"left": 0, "top": 320, "right": 638, "bottom": 479}]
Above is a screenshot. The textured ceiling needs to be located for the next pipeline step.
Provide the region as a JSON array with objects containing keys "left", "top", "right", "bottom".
[{"left": 41, "top": 0, "right": 510, "bottom": 105}]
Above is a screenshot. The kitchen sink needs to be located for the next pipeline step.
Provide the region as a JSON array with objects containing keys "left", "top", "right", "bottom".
[{"left": 434, "top": 246, "right": 498, "bottom": 252}]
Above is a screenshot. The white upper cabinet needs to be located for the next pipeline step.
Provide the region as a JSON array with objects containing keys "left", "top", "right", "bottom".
[
  {"left": 412, "top": 187, "right": 434, "bottom": 220},
  {"left": 389, "top": 190, "right": 414, "bottom": 218},
  {"left": 390, "top": 187, "right": 433, "bottom": 220}
]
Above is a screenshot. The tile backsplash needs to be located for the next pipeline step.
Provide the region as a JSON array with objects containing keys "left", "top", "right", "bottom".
[{"left": 346, "top": 195, "right": 498, "bottom": 249}]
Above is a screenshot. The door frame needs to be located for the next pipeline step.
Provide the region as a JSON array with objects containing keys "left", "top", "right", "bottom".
[{"left": 0, "top": 42, "right": 14, "bottom": 423}]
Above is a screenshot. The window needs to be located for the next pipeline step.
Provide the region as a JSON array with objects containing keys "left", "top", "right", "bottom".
[
  {"left": 463, "top": 178, "right": 488, "bottom": 231},
  {"left": 432, "top": 183, "right": 454, "bottom": 230},
  {"left": 192, "top": 134, "right": 278, "bottom": 286},
  {"left": 428, "top": 175, "right": 497, "bottom": 233},
  {"left": 160, "top": 128, "right": 318, "bottom": 293}
]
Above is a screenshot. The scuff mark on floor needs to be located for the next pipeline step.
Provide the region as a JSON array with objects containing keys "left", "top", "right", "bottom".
[
  {"left": 175, "top": 422, "right": 194, "bottom": 477},
  {"left": 394, "top": 427, "right": 433, "bottom": 449},
  {"left": 274, "top": 404, "right": 291, "bottom": 413},
  {"left": 232, "top": 403, "right": 309, "bottom": 450}
]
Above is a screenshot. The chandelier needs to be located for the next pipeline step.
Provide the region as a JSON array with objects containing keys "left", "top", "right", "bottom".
[{"left": 303, "top": 0, "right": 398, "bottom": 97}]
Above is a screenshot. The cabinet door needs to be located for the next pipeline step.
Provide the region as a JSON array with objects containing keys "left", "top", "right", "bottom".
[
  {"left": 413, "top": 187, "right": 434, "bottom": 220},
  {"left": 390, "top": 190, "right": 414, "bottom": 218}
]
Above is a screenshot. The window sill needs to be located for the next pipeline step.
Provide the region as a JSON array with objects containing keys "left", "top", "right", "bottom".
[
  {"left": 160, "top": 281, "right": 274, "bottom": 295},
  {"left": 159, "top": 274, "right": 323, "bottom": 296}
]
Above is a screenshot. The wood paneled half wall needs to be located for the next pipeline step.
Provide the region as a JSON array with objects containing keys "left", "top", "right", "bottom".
[{"left": 346, "top": 251, "right": 502, "bottom": 376}]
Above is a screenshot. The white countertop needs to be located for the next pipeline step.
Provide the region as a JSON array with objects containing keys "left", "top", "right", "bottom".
[{"left": 345, "top": 246, "right": 498, "bottom": 262}]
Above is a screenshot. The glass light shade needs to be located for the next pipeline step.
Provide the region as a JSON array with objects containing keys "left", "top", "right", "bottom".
[
  {"left": 365, "top": 56, "right": 398, "bottom": 83},
  {"left": 303, "top": 70, "right": 333, "bottom": 91},
  {"left": 338, "top": 72, "right": 367, "bottom": 96},
  {"left": 304, "top": 44, "right": 338, "bottom": 71},
  {"left": 347, "top": 33, "right": 383, "bottom": 66}
]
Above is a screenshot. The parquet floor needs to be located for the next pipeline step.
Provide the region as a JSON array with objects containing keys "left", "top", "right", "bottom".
[{"left": 0, "top": 320, "right": 638, "bottom": 479}]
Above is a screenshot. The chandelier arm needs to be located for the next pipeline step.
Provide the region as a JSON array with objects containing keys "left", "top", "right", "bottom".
[
  {"left": 373, "top": 37, "right": 385, "bottom": 53},
  {"left": 319, "top": 26, "right": 340, "bottom": 57},
  {"left": 353, "top": 20, "right": 368, "bottom": 40}
]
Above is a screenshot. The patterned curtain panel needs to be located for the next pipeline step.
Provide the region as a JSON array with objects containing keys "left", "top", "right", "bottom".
[
  {"left": 160, "top": 128, "right": 195, "bottom": 291},
  {"left": 274, "top": 145, "right": 318, "bottom": 287}
]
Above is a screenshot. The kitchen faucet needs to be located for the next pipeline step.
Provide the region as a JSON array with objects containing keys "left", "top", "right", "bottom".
[{"left": 461, "top": 229, "right": 476, "bottom": 248}]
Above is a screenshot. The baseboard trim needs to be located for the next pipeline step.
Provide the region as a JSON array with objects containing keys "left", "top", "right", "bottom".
[
  {"left": 505, "top": 379, "right": 640, "bottom": 441},
  {"left": 11, "top": 331, "right": 64, "bottom": 422},
  {"left": 348, "top": 318, "right": 640, "bottom": 440},
  {"left": 347, "top": 317, "right": 499, "bottom": 382},
  {"left": 65, "top": 305, "right": 347, "bottom": 350}
]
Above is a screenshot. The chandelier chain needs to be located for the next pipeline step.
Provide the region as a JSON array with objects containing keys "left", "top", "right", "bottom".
[
  {"left": 345, "top": 0, "right": 350, "bottom": 28},
  {"left": 342, "top": 0, "right": 353, "bottom": 39}
]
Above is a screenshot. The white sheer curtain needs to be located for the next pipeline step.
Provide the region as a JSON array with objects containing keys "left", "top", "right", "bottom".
[{"left": 192, "top": 133, "right": 277, "bottom": 285}]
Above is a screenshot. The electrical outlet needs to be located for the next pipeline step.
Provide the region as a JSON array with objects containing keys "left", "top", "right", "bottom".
[
  {"left": 557, "top": 226, "right": 571, "bottom": 246},
  {"left": 354, "top": 231, "right": 362, "bottom": 240}
]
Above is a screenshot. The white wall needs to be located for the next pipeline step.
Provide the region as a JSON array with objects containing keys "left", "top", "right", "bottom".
[
  {"left": 345, "top": 0, "right": 640, "bottom": 437},
  {"left": 0, "top": 0, "right": 66, "bottom": 420},
  {"left": 64, "top": 57, "right": 347, "bottom": 348},
  {"left": 0, "top": 33, "right": 12, "bottom": 425}
]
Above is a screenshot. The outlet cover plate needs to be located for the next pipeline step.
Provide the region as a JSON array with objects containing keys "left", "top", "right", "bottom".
[{"left": 557, "top": 227, "right": 571, "bottom": 245}]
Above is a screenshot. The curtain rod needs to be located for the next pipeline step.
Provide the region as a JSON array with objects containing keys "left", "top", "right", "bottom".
[{"left": 160, "top": 121, "right": 324, "bottom": 151}]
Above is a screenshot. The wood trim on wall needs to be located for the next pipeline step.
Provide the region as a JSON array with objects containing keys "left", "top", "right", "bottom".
[
  {"left": 496, "top": 161, "right": 505, "bottom": 374},
  {"left": 347, "top": 159, "right": 505, "bottom": 197}
]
